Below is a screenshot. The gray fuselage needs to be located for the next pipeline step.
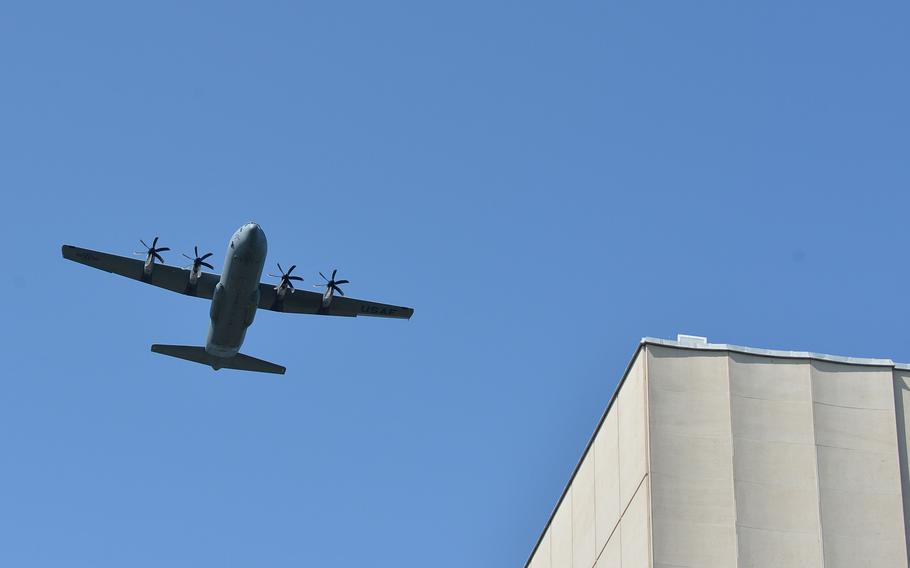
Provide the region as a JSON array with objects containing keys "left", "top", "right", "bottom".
[{"left": 205, "top": 223, "right": 267, "bottom": 358}]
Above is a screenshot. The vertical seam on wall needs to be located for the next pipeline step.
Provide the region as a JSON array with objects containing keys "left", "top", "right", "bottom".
[
  {"left": 644, "top": 345, "right": 653, "bottom": 568},
  {"left": 592, "top": 475, "right": 648, "bottom": 567},
  {"left": 892, "top": 372, "right": 910, "bottom": 564},
  {"left": 593, "top": 407, "right": 624, "bottom": 566},
  {"left": 726, "top": 353, "right": 740, "bottom": 568},
  {"left": 549, "top": 503, "right": 553, "bottom": 568},
  {"left": 616, "top": 351, "right": 627, "bottom": 568},
  {"left": 809, "top": 362, "right": 827, "bottom": 568},
  {"left": 591, "top": 412, "right": 598, "bottom": 568},
  {"left": 570, "top": 484, "right": 575, "bottom": 568}
]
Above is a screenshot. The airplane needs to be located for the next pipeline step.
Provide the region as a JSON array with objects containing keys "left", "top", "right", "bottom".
[{"left": 61, "top": 222, "right": 414, "bottom": 375}]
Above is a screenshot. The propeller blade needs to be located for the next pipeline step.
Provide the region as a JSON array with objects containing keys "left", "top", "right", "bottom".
[
  {"left": 335, "top": 279, "right": 349, "bottom": 285},
  {"left": 200, "top": 252, "right": 213, "bottom": 260},
  {"left": 335, "top": 286, "right": 345, "bottom": 296},
  {"left": 201, "top": 261, "right": 214, "bottom": 270},
  {"left": 332, "top": 268, "right": 337, "bottom": 280},
  {"left": 287, "top": 280, "right": 295, "bottom": 289},
  {"left": 277, "top": 263, "right": 284, "bottom": 274},
  {"left": 140, "top": 239, "right": 149, "bottom": 249},
  {"left": 194, "top": 245, "right": 199, "bottom": 257},
  {"left": 156, "top": 247, "right": 170, "bottom": 252},
  {"left": 289, "top": 276, "right": 303, "bottom": 281},
  {"left": 183, "top": 253, "right": 193, "bottom": 261},
  {"left": 152, "top": 236, "right": 159, "bottom": 248},
  {"left": 319, "top": 271, "right": 327, "bottom": 281},
  {"left": 288, "top": 265, "right": 297, "bottom": 274},
  {"left": 153, "top": 252, "right": 164, "bottom": 263}
]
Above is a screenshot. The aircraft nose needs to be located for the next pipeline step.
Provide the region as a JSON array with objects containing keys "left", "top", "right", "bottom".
[
  {"left": 242, "top": 223, "right": 267, "bottom": 252},
  {"left": 248, "top": 224, "right": 264, "bottom": 241}
]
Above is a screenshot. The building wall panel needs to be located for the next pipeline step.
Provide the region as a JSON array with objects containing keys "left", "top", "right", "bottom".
[
  {"left": 550, "top": 488, "right": 573, "bottom": 568},
  {"left": 822, "top": 532, "right": 907, "bottom": 568},
  {"left": 650, "top": 516, "right": 735, "bottom": 568},
  {"left": 813, "top": 404, "right": 898, "bottom": 454},
  {"left": 728, "top": 354, "right": 822, "bottom": 567},
  {"left": 595, "top": 527, "right": 620, "bottom": 568},
  {"left": 732, "top": 437, "right": 817, "bottom": 490},
  {"left": 619, "top": 478, "right": 650, "bottom": 568},
  {"left": 535, "top": 350, "right": 648, "bottom": 568},
  {"left": 731, "top": 395, "right": 814, "bottom": 445},
  {"left": 649, "top": 431, "right": 731, "bottom": 483},
  {"left": 893, "top": 370, "right": 910, "bottom": 564},
  {"left": 812, "top": 361, "right": 894, "bottom": 409},
  {"left": 647, "top": 346, "right": 735, "bottom": 567},
  {"left": 572, "top": 453, "right": 596, "bottom": 568},
  {"left": 618, "top": 353, "right": 647, "bottom": 512},
  {"left": 736, "top": 526, "right": 824, "bottom": 568},
  {"left": 594, "top": 408, "right": 620, "bottom": 559},
  {"left": 811, "top": 362, "right": 907, "bottom": 567},
  {"left": 529, "top": 530, "right": 552, "bottom": 568}
]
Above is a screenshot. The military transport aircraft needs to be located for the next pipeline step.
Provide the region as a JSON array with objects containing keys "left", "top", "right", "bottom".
[{"left": 61, "top": 222, "right": 414, "bottom": 375}]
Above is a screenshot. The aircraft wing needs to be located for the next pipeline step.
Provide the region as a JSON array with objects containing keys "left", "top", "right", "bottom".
[
  {"left": 62, "top": 244, "right": 220, "bottom": 299},
  {"left": 258, "top": 284, "right": 414, "bottom": 319}
]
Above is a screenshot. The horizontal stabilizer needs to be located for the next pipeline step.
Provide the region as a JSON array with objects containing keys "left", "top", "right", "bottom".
[{"left": 151, "top": 344, "right": 286, "bottom": 375}]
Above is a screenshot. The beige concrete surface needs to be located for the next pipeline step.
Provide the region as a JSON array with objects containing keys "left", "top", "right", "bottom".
[
  {"left": 620, "top": 479, "right": 650, "bottom": 568},
  {"left": 572, "top": 453, "right": 596, "bottom": 568},
  {"left": 594, "top": 408, "right": 620, "bottom": 557},
  {"left": 618, "top": 354, "right": 646, "bottom": 512},
  {"left": 595, "top": 528, "right": 620, "bottom": 568},
  {"left": 811, "top": 362, "right": 906, "bottom": 567},
  {"left": 529, "top": 530, "right": 551, "bottom": 568},
  {"left": 894, "top": 370, "right": 910, "bottom": 561},
  {"left": 729, "top": 353, "right": 822, "bottom": 567},
  {"left": 550, "top": 487, "right": 573, "bottom": 568},
  {"left": 648, "top": 347, "right": 736, "bottom": 567},
  {"left": 526, "top": 339, "right": 910, "bottom": 568}
]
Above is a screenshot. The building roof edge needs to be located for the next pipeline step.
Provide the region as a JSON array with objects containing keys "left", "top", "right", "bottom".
[{"left": 642, "top": 336, "right": 905, "bottom": 368}]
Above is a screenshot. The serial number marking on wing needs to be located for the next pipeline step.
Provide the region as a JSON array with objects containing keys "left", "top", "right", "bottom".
[
  {"left": 75, "top": 250, "right": 101, "bottom": 262},
  {"left": 361, "top": 305, "right": 399, "bottom": 316}
]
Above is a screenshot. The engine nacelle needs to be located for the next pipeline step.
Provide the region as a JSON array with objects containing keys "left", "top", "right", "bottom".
[{"left": 321, "top": 288, "right": 334, "bottom": 308}]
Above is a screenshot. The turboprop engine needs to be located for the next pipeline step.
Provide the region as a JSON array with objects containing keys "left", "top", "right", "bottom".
[
  {"left": 268, "top": 263, "right": 303, "bottom": 300},
  {"left": 136, "top": 236, "right": 169, "bottom": 278},
  {"left": 316, "top": 269, "right": 349, "bottom": 308},
  {"left": 183, "top": 245, "right": 214, "bottom": 286}
]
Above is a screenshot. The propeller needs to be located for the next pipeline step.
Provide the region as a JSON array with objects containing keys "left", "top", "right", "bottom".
[
  {"left": 136, "top": 236, "right": 170, "bottom": 264},
  {"left": 269, "top": 263, "right": 303, "bottom": 292},
  {"left": 317, "top": 268, "right": 349, "bottom": 296},
  {"left": 182, "top": 246, "right": 214, "bottom": 272}
]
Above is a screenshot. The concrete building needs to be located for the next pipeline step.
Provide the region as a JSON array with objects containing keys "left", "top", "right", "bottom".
[{"left": 526, "top": 335, "right": 910, "bottom": 568}]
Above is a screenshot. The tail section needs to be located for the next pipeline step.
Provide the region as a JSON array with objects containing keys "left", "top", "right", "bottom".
[{"left": 151, "top": 344, "right": 286, "bottom": 375}]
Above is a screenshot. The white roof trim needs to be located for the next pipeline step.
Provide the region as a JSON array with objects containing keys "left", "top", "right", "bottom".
[{"left": 642, "top": 336, "right": 910, "bottom": 369}]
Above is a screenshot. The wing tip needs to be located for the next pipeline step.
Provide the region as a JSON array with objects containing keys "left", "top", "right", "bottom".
[{"left": 61, "top": 244, "right": 83, "bottom": 261}]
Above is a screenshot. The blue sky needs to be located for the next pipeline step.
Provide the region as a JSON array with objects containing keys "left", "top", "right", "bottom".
[{"left": 1, "top": 1, "right": 908, "bottom": 565}]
